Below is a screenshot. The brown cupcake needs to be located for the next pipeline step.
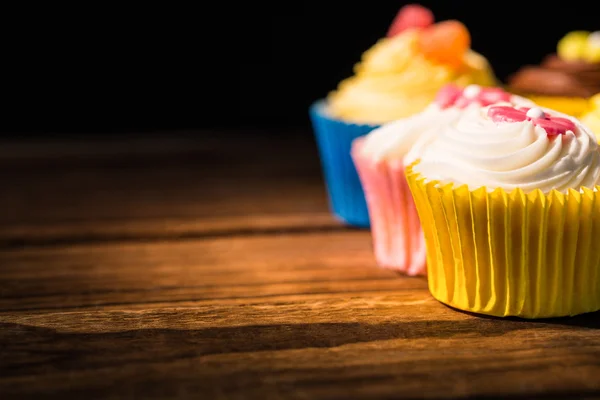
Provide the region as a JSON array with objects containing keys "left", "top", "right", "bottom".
[{"left": 507, "top": 31, "right": 600, "bottom": 116}]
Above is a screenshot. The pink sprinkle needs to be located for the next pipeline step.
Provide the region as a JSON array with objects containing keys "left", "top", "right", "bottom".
[
  {"left": 487, "top": 106, "right": 527, "bottom": 123},
  {"left": 487, "top": 106, "right": 576, "bottom": 136},
  {"left": 435, "top": 84, "right": 462, "bottom": 108},
  {"left": 478, "top": 88, "right": 512, "bottom": 105},
  {"left": 435, "top": 84, "right": 513, "bottom": 109}
]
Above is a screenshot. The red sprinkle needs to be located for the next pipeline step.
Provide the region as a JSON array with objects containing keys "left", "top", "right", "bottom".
[{"left": 487, "top": 106, "right": 576, "bottom": 136}]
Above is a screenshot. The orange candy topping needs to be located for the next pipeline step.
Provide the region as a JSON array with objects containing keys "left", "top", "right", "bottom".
[{"left": 417, "top": 20, "right": 471, "bottom": 68}]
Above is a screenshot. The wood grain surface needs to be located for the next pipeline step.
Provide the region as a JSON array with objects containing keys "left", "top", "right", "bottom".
[{"left": 1, "top": 132, "right": 600, "bottom": 400}]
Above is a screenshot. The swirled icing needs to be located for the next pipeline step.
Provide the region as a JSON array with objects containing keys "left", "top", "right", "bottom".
[
  {"left": 358, "top": 85, "right": 534, "bottom": 166},
  {"left": 326, "top": 31, "right": 497, "bottom": 125},
  {"left": 413, "top": 105, "right": 600, "bottom": 193}
]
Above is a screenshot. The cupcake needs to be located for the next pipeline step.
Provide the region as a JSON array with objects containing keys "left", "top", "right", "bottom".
[
  {"left": 351, "top": 84, "right": 534, "bottom": 276},
  {"left": 406, "top": 102, "right": 600, "bottom": 318},
  {"left": 508, "top": 31, "right": 600, "bottom": 117},
  {"left": 581, "top": 93, "right": 600, "bottom": 141},
  {"left": 310, "top": 4, "right": 498, "bottom": 227}
]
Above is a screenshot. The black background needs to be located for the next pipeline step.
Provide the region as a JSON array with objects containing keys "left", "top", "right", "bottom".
[{"left": 1, "top": 1, "right": 597, "bottom": 135}]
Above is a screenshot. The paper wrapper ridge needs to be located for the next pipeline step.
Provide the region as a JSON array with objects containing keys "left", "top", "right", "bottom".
[
  {"left": 406, "top": 163, "right": 600, "bottom": 318},
  {"left": 309, "top": 100, "right": 379, "bottom": 227},
  {"left": 351, "top": 139, "right": 426, "bottom": 275}
]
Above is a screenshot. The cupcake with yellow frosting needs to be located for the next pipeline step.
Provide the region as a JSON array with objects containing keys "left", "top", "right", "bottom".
[
  {"left": 326, "top": 22, "right": 497, "bottom": 125},
  {"left": 310, "top": 4, "right": 498, "bottom": 227},
  {"left": 581, "top": 93, "right": 600, "bottom": 141},
  {"left": 406, "top": 102, "right": 600, "bottom": 318},
  {"left": 508, "top": 31, "right": 600, "bottom": 117}
]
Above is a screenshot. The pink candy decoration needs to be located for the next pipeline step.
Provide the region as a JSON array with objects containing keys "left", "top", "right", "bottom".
[
  {"left": 435, "top": 84, "right": 462, "bottom": 108},
  {"left": 487, "top": 106, "right": 576, "bottom": 136},
  {"left": 435, "top": 84, "right": 512, "bottom": 109},
  {"left": 387, "top": 4, "right": 434, "bottom": 37}
]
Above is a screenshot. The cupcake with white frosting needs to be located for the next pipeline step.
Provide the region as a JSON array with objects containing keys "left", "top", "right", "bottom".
[
  {"left": 351, "top": 84, "right": 533, "bottom": 276},
  {"left": 406, "top": 101, "right": 600, "bottom": 318}
]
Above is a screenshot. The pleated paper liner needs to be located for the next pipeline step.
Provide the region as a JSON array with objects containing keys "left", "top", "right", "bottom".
[
  {"left": 309, "top": 100, "right": 380, "bottom": 227},
  {"left": 406, "top": 162, "right": 600, "bottom": 318},
  {"left": 351, "top": 138, "right": 426, "bottom": 276}
]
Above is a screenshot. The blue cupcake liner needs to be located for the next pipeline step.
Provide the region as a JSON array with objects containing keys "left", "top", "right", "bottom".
[{"left": 309, "top": 99, "right": 380, "bottom": 227}]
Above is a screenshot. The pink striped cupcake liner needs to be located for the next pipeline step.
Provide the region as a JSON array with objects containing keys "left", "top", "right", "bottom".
[{"left": 351, "top": 138, "right": 426, "bottom": 276}]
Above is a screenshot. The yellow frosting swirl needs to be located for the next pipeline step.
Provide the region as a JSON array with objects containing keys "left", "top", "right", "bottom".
[
  {"left": 326, "top": 30, "right": 498, "bottom": 125},
  {"left": 581, "top": 93, "right": 600, "bottom": 141}
]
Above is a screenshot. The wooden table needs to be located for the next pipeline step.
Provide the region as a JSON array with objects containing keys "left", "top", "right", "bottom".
[{"left": 1, "top": 131, "right": 600, "bottom": 399}]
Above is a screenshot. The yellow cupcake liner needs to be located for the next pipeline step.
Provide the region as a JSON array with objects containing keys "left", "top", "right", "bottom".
[{"left": 406, "top": 163, "right": 600, "bottom": 319}]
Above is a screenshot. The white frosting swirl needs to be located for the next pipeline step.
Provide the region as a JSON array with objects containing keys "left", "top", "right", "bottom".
[
  {"left": 359, "top": 93, "right": 534, "bottom": 166},
  {"left": 413, "top": 105, "right": 600, "bottom": 193},
  {"left": 359, "top": 104, "right": 454, "bottom": 164}
]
